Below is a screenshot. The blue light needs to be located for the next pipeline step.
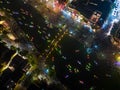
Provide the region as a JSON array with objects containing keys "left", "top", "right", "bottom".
[
  {"left": 94, "top": 45, "right": 98, "bottom": 49},
  {"left": 61, "top": 10, "right": 71, "bottom": 18},
  {"left": 70, "top": 31, "right": 73, "bottom": 34},
  {"left": 86, "top": 48, "right": 92, "bottom": 54},
  {"left": 89, "top": 29, "right": 93, "bottom": 33},
  {"left": 45, "top": 69, "right": 49, "bottom": 74},
  {"left": 83, "top": 25, "right": 93, "bottom": 33}
]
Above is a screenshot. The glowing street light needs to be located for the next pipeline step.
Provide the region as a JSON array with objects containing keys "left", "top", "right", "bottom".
[{"left": 115, "top": 53, "right": 120, "bottom": 62}]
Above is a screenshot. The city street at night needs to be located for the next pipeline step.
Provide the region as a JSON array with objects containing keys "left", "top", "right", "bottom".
[{"left": 0, "top": 0, "right": 120, "bottom": 90}]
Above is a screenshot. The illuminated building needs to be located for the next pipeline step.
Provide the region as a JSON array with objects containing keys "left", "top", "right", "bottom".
[
  {"left": 110, "top": 2, "right": 120, "bottom": 46},
  {"left": 101, "top": 0, "right": 120, "bottom": 34},
  {"left": 90, "top": 11, "right": 102, "bottom": 24},
  {"left": 110, "top": 20, "right": 120, "bottom": 48},
  {"left": 71, "top": 0, "right": 115, "bottom": 26}
]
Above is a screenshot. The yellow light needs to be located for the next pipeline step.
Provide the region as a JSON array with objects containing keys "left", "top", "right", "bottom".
[
  {"left": 115, "top": 53, "right": 120, "bottom": 62},
  {"left": 0, "top": 21, "right": 5, "bottom": 24},
  {"left": 117, "top": 56, "right": 120, "bottom": 62},
  {"left": 7, "top": 33, "right": 16, "bottom": 40}
]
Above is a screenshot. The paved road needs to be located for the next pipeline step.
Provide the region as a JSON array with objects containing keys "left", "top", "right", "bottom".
[
  {"left": 1, "top": 0, "right": 120, "bottom": 90},
  {"left": 0, "top": 0, "right": 60, "bottom": 53}
]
